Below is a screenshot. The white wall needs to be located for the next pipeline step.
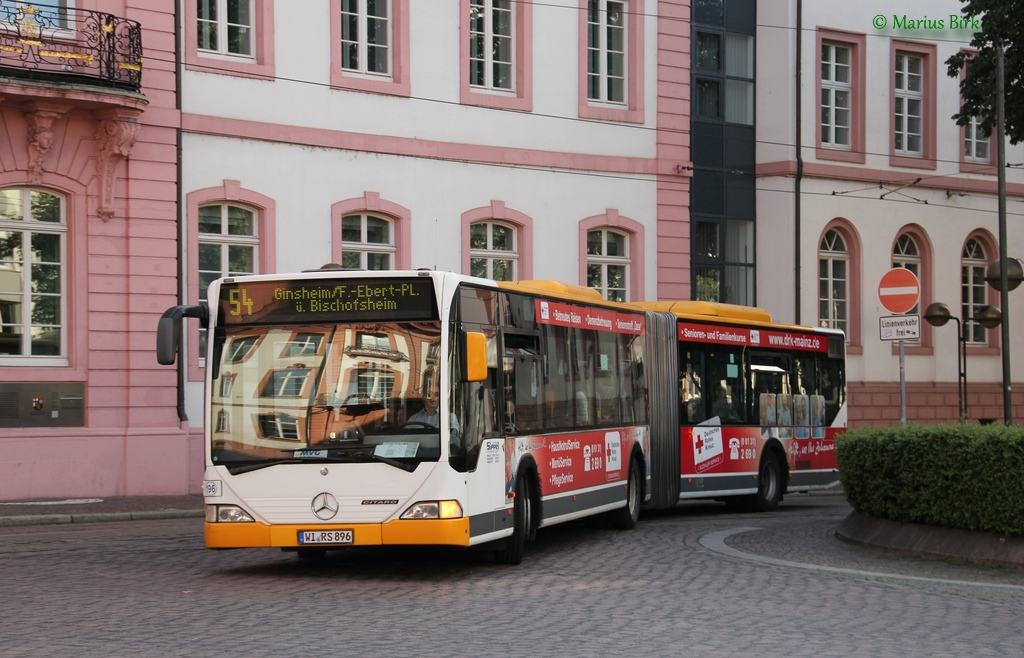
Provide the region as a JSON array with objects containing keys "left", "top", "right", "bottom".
[{"left": 757, "top": 0, "right": 1024, "bottom": 394}]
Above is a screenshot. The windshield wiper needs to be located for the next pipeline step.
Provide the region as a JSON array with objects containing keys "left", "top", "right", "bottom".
[
  {"left": 342, "top": 449, "right": 418, "bottom": 472},
  {"left": 221, "top": 450, "right": 417, "bottom": 475},
  {"left": 225, "top": 458, "right": 302, "bottom": 475}
]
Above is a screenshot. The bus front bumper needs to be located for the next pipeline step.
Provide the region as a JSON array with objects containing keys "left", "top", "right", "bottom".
[{"left": 204, "top": 517, "right": 471, "bottom": 549}]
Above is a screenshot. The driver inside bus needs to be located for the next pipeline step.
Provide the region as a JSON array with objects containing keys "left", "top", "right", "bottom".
[{"left": 408, "top": 391, "right": 461, "bottom": 435}]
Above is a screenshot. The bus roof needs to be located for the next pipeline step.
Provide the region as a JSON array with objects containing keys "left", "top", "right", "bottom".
[
  {"left": 627, "top": 300, "right": 773, "bottom": 324},
  {"left": 496, "top": 279, "right": 607, "bottom": 303}
]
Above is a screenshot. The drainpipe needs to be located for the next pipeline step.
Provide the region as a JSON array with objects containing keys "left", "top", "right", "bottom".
[
  {"left": 174, "top": 0, "right": 187, "bottom": 422},
  {"left": 794, "top": 0, "right": 803, "bottom": 325}
]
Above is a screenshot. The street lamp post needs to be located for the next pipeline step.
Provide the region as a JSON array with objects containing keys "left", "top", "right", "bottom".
[
  {"left": 924, "top": 302, "right": 967, "bottom": 424},
  {"left": 984, "top": 257, "right": 1022, "bottom": 424}
]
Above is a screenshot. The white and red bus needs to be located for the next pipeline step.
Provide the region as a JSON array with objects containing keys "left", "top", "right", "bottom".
[
  {"left": 157, "top": 268, "right": 844, "bottom": 564},
  {"left": 630, "top": 300, "right": 845, "bottom": 512}
]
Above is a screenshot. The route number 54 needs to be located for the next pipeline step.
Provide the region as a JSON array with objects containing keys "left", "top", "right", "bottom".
[{"left": 228, "top": 288, "right": 253, "bottom": 316}]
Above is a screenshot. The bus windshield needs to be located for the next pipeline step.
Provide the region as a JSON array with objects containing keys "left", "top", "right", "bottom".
[{"left": 209, "top": 320, "right": 447, "bottom": 470}]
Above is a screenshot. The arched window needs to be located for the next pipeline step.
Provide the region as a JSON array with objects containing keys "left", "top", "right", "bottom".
[
  {"left": 892, "top": 228, "right": 931, "bottom": 347},
  {"left": 198, "top": 203, "right": 259, "bottom": 286},
  {"left": 340, "top": 213, "right": 394, "bottom": 270},
  {"left": 470, "top": 221, "right": 516, "bottom": 281},
  {"left": 587, "top": 228, "right": 629, "bottom": 301},
  {"left": 818, "top": 228, "right": 848, "bottom": 338},
  {"left": 892, "top": 232, "right": 921, "bottom": 312},
  {"left": 197, "top": 202, "right": 259, "bottom": 356},
  {"left": 189, "top": 182, "right": 275, "bottom": 375},
  {"left": 0, "top": 187, "right": 66, "bottom": 360},
  {"left": 962, "top": 237, "right": 988, "bottom": 344},
  {"left": 893, "top": 231, "right": 922, "bottom": 326}
]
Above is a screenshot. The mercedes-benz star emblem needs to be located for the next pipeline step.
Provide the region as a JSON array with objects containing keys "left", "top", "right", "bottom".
[{"left": 311, "top": 492, "right": 339, "bottom": 520}]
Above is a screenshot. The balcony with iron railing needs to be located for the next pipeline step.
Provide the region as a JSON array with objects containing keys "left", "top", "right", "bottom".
[{"left": 0, "top": 2, "right": 142, "bottom": 92}]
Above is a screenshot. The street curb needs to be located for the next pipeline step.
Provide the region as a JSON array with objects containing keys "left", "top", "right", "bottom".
[
  {"left": 0, "top": 509, "right": 204, "bottom": 527},
  {"left": 835, "top": 510, "right": 1024, "bottom": 569}
]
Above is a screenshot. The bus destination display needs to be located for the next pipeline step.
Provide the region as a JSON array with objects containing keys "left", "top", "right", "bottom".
[{"left": 219, "top": 277, "right": 438, "bottom": 324}]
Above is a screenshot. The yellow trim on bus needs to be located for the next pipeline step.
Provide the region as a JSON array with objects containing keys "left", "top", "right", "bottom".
[
  {"left": 494, "top": 279, "right": 779, "bottom": 326},
  {"left": 627, "top": 300, "right": 773, "bottom": 324},
  {"left": 204, "top": 518, "right": 471, "bottom": 549},
  {"left": 497, "top": 279, "right": 605, "bottom": 302}
]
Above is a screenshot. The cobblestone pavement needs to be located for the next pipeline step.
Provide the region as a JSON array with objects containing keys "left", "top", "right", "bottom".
[{"left": 1, "top": 494, "right": 1022, "bottom": 657}]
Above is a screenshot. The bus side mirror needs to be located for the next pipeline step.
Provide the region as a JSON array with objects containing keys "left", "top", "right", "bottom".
[
  {"left": 156, "top": 304, "right": 209, "bottom": 365},
  {"left": 462, "top": 331, "right": 488, "bottom": 382}
]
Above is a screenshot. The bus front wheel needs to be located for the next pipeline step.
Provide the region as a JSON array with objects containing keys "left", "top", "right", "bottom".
[{"left": 494, "top": 472, "right": 531, "bottom": 565}]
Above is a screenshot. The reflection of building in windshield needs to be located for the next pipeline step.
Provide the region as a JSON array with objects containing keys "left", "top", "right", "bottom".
[{"left": 209, "top": 322, "right": 445, "bottom": 454}]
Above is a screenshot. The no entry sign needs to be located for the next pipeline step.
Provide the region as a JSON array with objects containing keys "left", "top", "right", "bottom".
[{"left": 878, "top": 268, "right": 920, "bottom": 314}]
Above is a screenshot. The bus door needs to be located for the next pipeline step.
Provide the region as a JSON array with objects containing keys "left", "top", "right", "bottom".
[
  {"left": 749, "top": 350, "right": 793, "bottom": 446},
  {"left": 454, "top": 286, "right": 511, "bottom": 533}
]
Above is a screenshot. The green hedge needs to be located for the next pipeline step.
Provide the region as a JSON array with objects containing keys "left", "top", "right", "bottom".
[{"left": 836, "top": 424, "right": 1024, "bottom": 536}]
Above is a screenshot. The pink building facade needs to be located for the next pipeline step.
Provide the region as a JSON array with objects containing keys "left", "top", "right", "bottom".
[
  {"left": 0, "top": 2, "right": 189, "bottom": 499},
  {"left": 1, "top": 1, "right": 694, "bottom": 499}
]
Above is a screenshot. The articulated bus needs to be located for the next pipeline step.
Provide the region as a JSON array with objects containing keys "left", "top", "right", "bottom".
[{"left": 157, "top": 268, "right": 845, "bottom": 564}]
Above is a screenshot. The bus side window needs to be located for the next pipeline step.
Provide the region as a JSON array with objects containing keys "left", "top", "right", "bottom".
[
  {"left": 572, "top": 328, "right": 597, "bottom": 428},
  {"left": 510, "top": 357, "right": 542, "bottom": 433},
  {"left": 821, "top": 360, "right": 842, "bottom": 425},
  {"left": 680, "top": 346, "right": 706, "bottom": 424},
  {"left": 595, "top": 331, "right": 620, "bottom": 425},
  {"left": 627, "top": 333, "right": 648, "bottom": 426},
  {"left": 615, "top": 332, "right": 638, "bottom": 425},
  {"left": 542, "top": 324, "right": 573, "bottom": 430},
  {"left": 707, "top": 347, "right": 745, "bottom": 423}
]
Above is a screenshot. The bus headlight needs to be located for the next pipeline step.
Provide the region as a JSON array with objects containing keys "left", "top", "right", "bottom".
[
  {"left": 400, "top": 500, "right": 463, "bottom": 520},
  {"left": 206, "top": 505, "right": 255, "bottom": 523}
]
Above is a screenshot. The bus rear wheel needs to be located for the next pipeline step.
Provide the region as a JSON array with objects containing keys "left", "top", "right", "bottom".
[
  {"left": 727, "top": 451, "right": 784, "bottom": 513},
  {"left": 608, "top": 457, "right": 641, "bottom": 530},
  {"left": 494, "top": 472, "right": 531, "bottom": 565},
  {"left": 752, "top": 451, "right": 783, "bottom": 511}
]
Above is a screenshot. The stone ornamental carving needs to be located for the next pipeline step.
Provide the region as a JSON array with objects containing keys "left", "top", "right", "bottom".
[
  {"left": 94, "top": 118, "right": 140, "bottom": 220},
  {"left": 25, "top": 110, "right": 60, "bottom": 184}
]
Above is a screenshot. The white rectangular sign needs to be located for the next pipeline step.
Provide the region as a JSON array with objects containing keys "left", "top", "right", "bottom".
[{"left": 879, "top": 314, "right": 920, "bottom": 341}]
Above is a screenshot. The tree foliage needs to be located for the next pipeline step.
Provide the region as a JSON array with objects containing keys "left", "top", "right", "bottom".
[{"left": 946, "top": 0, "right": 1024, "bottom": 144}]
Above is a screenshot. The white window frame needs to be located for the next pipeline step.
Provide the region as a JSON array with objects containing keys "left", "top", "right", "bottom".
[
  {"left": 197, "top": 0, "right": 255, "bottom": 59},
  {"left": 818, "top": 229, "right": 848, "bottom": 339},
  {"left": 962, "top": 238, "right": 988, "bottom": 344},
  {"left": 894, "top": 53, "right": 923, "bottom": 156},
  {"left": 587, "top": 228, "right": 629, "bottom": 302},
  {"left": 197, "top": 203, "right": 259, "bottom": 362},
  {"left": 469, "top": 0, "right": 514, "bottom": 92},
  {"left": 0, "top": 187, "right": 67, "bottom": 365},
  {"left": 821, "top": 42, "right": 851, "bottom": 149},
  {"left": 586, "top": 0, "right": 626, "bottom": 104},
  {"left": 470, "top": 221, "right": 517, "bottom": 281},
  {"left": 964, "top": 115, "right": 989, "bottom": 163},
  {"left": 340, "top": 214, "right": 395, "bottom": 270},
  {"left": 197, "top": 203, "right": 259, "bottom": 296},
  {"left": 341, "top": 0, "right": 392, "bottom": 77}
]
